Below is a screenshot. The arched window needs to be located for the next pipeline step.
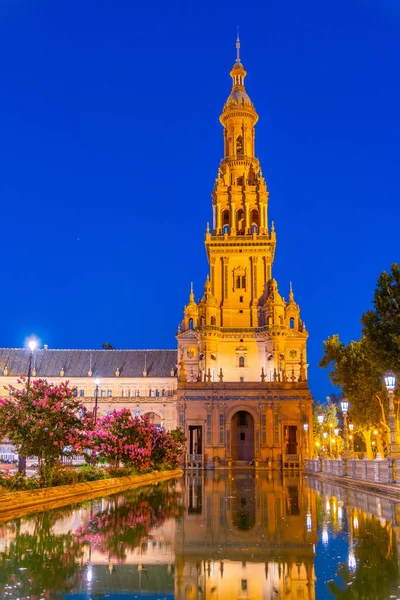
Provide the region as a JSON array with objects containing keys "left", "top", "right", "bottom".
[
  {"left": 199, "top": 316, "right": 204, "bottom": 328},
  {"left": 239, "top": 356, "right": 245, "bottom": 368},
  {"left": 210, "top": 316, "right": 216, "bottom": 326},
  {"left": 279, "top": 315, "right": 283, "bottom": 325},
  {"left": 241, "top": 275, "right": 246, "bottom": 289},
  {"left": 156, "top": 389, "right": 160, "bottom": 397},
  {"left": 290, "top": 317, "right": 295, "bottom": 329},
  {"left": 252, "top": 224, "right": 258, "bottom": 234},
  {"left": 236, "top": 135, "right": 244, "bottom": 156},
  {"left": 236, "top": 209, "right": 245, "bottom": 234},
  {"left": 250, "top": 209, "right": 259, "bottom": 227},
  {"left": 237, "top": 176, "right": 244, "bottom": 186},
  {"left": 223, "top": 225, "right": 230, "bottom": 234},
  {"left": 222, "top": 209, "right": 230, "bottom": 225},
  {"left": 135, "top": 389, "right": 140, "bottom": 397},
  {"left": 149, "top": 389, "right": 154, "bottom": 397},
  {"left": 162, "top": 388, "right": 167, "bottom": 396},
  {"left": 189, "top": 318, "right": 194, "bottom": 330},
  {"left": 236, "top": 275, "right": 241, "bottom": 289}
]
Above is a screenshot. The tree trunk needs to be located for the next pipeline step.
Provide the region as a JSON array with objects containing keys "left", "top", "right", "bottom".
[{"left": 362, "top": 429, "right": 374, "bottom": 459}]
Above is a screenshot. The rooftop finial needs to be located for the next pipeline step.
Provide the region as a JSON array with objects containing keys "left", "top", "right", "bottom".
[
  {"left": 190, "top": 281, "right": 193, "bottom": 294},
  {"left": 236, "top": 27, "right": 241, "bottom": 63}
]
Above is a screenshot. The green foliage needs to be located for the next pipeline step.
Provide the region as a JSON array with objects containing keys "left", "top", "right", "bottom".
[
  {"left": 107, "top": 466, "right": 136, "bottom": 478},
  {"left": 362, "top": 263, "right": 400, "bottom": 372},
  {"left": 51, "top": 465, "right": 107, "bottom": 487},
  {"left": 0, "top": 471, "right": 41, "bottom": 491}
]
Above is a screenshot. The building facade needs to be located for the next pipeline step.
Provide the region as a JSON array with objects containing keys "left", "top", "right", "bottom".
[
  {"left": 0, "top": 42, "right": 313, "bottom": 468},
  {"left": 176, "top": 42, "right": 313, "bottom": 468}
]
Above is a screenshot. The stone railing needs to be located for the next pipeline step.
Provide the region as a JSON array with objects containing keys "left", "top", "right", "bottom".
[{"left": 307, "top": 457, "right": 396, "bottom": 484}]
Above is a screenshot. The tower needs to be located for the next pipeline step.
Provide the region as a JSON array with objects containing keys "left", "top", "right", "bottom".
[{"left": 177, "top": 38, "right": 313, "bottom": 469}]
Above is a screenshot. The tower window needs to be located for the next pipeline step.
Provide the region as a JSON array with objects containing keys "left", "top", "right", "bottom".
[
  {"left": 222, "top": 209, "right": 230, "bottom": 225},
  {"left": 239, "top": 310, "right": 243, "bottom": 313},
  {"left": 240, "top": 296, "right": 243, "bottom": 302},
  {"left": 236, "top": 209, "right": 245, "bottom": 233},
  {"left": 252, "top": 225, "right": 258, "bottom": 234},
  {"left": 240, "top": 377, "right": 244, "bottom": 382},
  {"left": 210, "top": 316, "right": 216, "bottom": 326},
  {"left": 189, "top": 318, "right": 194, "bottom": 330},
  {"left": 239, "top": 356, "right": 245, "bottom": 368},
  {"left": 290, "top": 317, "right": 295, "bottom": 329},
  {"left": 236, "top": 135, "right": 244, "bottom": 156},
  {"left": 242, "top": 275, "right": 246, "bottom": 288},
  {"left": 223, "top": 225, "right": 229, "bottom": 234},
  {"left": 250, "top": 209, "right": 259, "bottom": 226}
]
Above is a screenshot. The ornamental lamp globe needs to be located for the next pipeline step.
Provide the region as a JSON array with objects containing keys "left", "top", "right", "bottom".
[
  {"left": 341, "top": 400, "right": 349, "bottom": 414},
  {"left": 317, "top": 415, "right": 324, "bottom": 425},
  {"left": 28, "top": 339, "right": 37, "bottom": 352},
  {"left": 303, "top": 423, "right": 309, "bottom": 432},
  {"left": 384, "top": 371, "right": 396, "bottom": 391}
]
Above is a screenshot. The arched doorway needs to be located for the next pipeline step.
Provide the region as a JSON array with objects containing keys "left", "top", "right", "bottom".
[
  {"left": 143, "top": 411, "right": 161, "bottom": 425},
  {"left": 231, "top": 410, "right": 254, "bottom": 461}
]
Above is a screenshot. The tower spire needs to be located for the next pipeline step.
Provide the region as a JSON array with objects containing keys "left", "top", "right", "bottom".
[{"left": 236, "top": 28, "right": 241, "bottom": 64}]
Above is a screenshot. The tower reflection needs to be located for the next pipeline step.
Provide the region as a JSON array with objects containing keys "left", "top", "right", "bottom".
[{"left": 175, "top": 471, "right": 317, "bottom": 599}]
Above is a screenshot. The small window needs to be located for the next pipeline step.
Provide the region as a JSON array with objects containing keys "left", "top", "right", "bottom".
[
  {"left": 136, "top": 389, "right": 140, "bottom": 397},
  {"left": 242, "top": 275, "right": 246, "bottom": 288},
  {"left": 210, "top": 316, "right": 216, "bottom": 326},
  {"left": 74, "top": 389, "right": 78, "bottom": 397},
  {"left": 149, "top": 389, "right": 153, "bottom": 397},
  {"left": 101, "top": 389, "right": 106, "bottom": 397},
  {"left": 156, "top": 389, "right": 160, "bottom": 397},
  {"left": 121, "top": 389, "right": 126, "bottom": 397},
  {"left": 240, "top": 376, "right": 244, "bottom": 383},
  {"left": 236, "top": 276, "right": 241, "bottom": 289},
  {"left": 189, "top": 318, "right": 194, "bottom": 330},
  {"left": 252, "top": 225, "right": 258, "bottom": 234},
  {"left": 107, "top": 389, "right": 112, "bottom": 397},
  {"left": 240, "top": 432, "right": 245, "bottom": 441},
  {"left": 79, "top": 389, "right": 85, "bottom": 397},
  {"left": 290, "top": 317, "right": 295, "bottom": 329},
  {"left": 239, "top": 296, "right": 243, "bottom": 303},
  {"left": 223, "top": 225, "right": 229, "bottom": 234},
  {"left": 239, "top": 309, "right": 243, "bottom": 314},
  {"left": 239, "top": 356, "right": 245, "bottom": 367},
  {"left": 128, "top": 389, "right": 133, "bottom": 397},
  {"left": 162, "top": 388, "right": 167, "bottom": 396},
  {"left": 241, "top": 580, "right": 248, "bottom": 591}
]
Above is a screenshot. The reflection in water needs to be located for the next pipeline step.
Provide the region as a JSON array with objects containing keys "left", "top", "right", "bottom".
[{"left": 0, "top": 473, "right": 400, "bottom": 598}]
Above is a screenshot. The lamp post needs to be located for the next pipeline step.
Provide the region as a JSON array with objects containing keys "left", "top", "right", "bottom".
[
  {"left": 18, "top": 338, "right": 37, "bottom": 473},
  {"left": 385, "top": 371, "right": 398, "bottom": 457},
  {"left": 317, "top": 415, "right": 324, "bottom": 458},
  {"left": 334, "top": 428, "right": 339, "bottom": 458},
  {"left": 341, "top": 400, "right": 350, "bottom": 459},
  {"left": 329, "top": 423, "right": 333, "bottom": 458},
  {"left": 303, "top": 423, "right": 309, "bottom": 459},
  {"left": 349, "top": 423, "right": 354, "bottom": 456},
  {"left": 94, "top": 378, "right": 100, "bottom": 425}
]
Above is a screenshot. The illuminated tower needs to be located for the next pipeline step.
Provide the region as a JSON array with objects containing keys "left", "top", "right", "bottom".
[{"left": 177, "top": 37, "right": 313, "bottom": 468}]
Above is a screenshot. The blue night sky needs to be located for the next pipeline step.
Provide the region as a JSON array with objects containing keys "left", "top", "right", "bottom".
[{"left": 1, "top": 0, "right": 399, "bottom": 402}]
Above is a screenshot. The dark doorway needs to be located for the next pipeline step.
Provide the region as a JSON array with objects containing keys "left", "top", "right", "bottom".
[
  {"left": 189, "top": 425, "right": 202, "bottom": 457},
  {"left": 285, "top": 425, "right": 298, "bottom": 455},
  {"left": 231, "top": 411, "right": 254, "bottom": 461}
]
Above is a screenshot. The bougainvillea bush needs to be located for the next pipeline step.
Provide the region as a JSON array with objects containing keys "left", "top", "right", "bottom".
[
  {"left": 0, "top": 379, "right": 91, "bottom": 485},
  {"left": 90, "top": 409, "right": 184, "bottom": 471}
]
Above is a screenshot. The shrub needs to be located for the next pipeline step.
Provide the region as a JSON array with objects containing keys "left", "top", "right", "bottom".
[
  {"left": 0, "top": 471, "right": 41, "bottom": 491},
  {"left": 107, "top": 466, "right": 136, "bottom": 478}
]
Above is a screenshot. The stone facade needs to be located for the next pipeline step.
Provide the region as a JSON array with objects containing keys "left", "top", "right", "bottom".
[{"left": 177, "top": 42, "right": 313, "bottom": 468}]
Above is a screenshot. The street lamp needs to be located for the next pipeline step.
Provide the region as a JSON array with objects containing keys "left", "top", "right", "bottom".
[
  {"left": 19, "top": 337, "right": 37, "bottom": 473},
  {"left": 385, "top": 371, "right": 398, "bottom": 457},
  {"left": 334, "top": 428, "right": 339, "bottom": 458},
  {"left": 349, "top": 423, "right": 354, "bottom": 456},
  {"left": 303, "top": 423, "right": 309, "bottom": 459},
  {"left": 341, "top": 400, "right": 350, "bottom": 458},
  {"left": 94, "top": 378, "right": 100, "bottom": 425},
  {"left": 317, "top": 414, "right": 324, "bottom": 457}
]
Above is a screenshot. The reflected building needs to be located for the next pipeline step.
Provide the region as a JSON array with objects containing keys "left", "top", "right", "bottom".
[{"left": 175, "top": 472, "right": 317, "bottom": 599}]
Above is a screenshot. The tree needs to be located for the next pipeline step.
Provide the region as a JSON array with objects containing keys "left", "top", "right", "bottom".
[
  {"left": 312, "top": 401, "right": 342, "bottom": 457},
  {"left": 362, "top": 263, "right": 400, "bottom": 373},
  {"left": 319, "top": 335, "right": 389, "bottom": 458},
  {"left": 91, "top": 409, "right": 184, "bottom": 472},
  {"left": 0, "top": 379, "right": 90, "bottom": 485}
]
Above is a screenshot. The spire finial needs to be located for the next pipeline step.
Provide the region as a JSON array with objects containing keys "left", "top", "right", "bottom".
[
  {"left": 236, "top": 27, "right": 241, "bottom": 63},
  {"left": 190, "top": 281, "right": 193, "bottom": 294}
]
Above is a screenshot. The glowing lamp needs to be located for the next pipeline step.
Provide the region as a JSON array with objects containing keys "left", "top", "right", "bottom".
[
  {"left": 317, "top": 415, "right": 324, "bottom": 425},
  {"left": 341, "top": 400, "right": 349, "bottom": 414},
  {"left": 385, "top": 371, "right": 396, "bottom": 391},
  {"left": 303, "top": 423, "right": 309, "bottom": 432},
  {"left": 28, "top": 339, "right": 37, "bottom": 352}
]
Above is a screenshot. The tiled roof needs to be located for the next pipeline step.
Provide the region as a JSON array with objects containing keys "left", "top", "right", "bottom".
[{"left": 0, "top": 348, "right": 178, "bottom": 378}]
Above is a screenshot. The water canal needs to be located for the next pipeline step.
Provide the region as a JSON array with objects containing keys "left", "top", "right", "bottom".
[{"left": 1, "top": 472, "right": 400, "bottom": 599}]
